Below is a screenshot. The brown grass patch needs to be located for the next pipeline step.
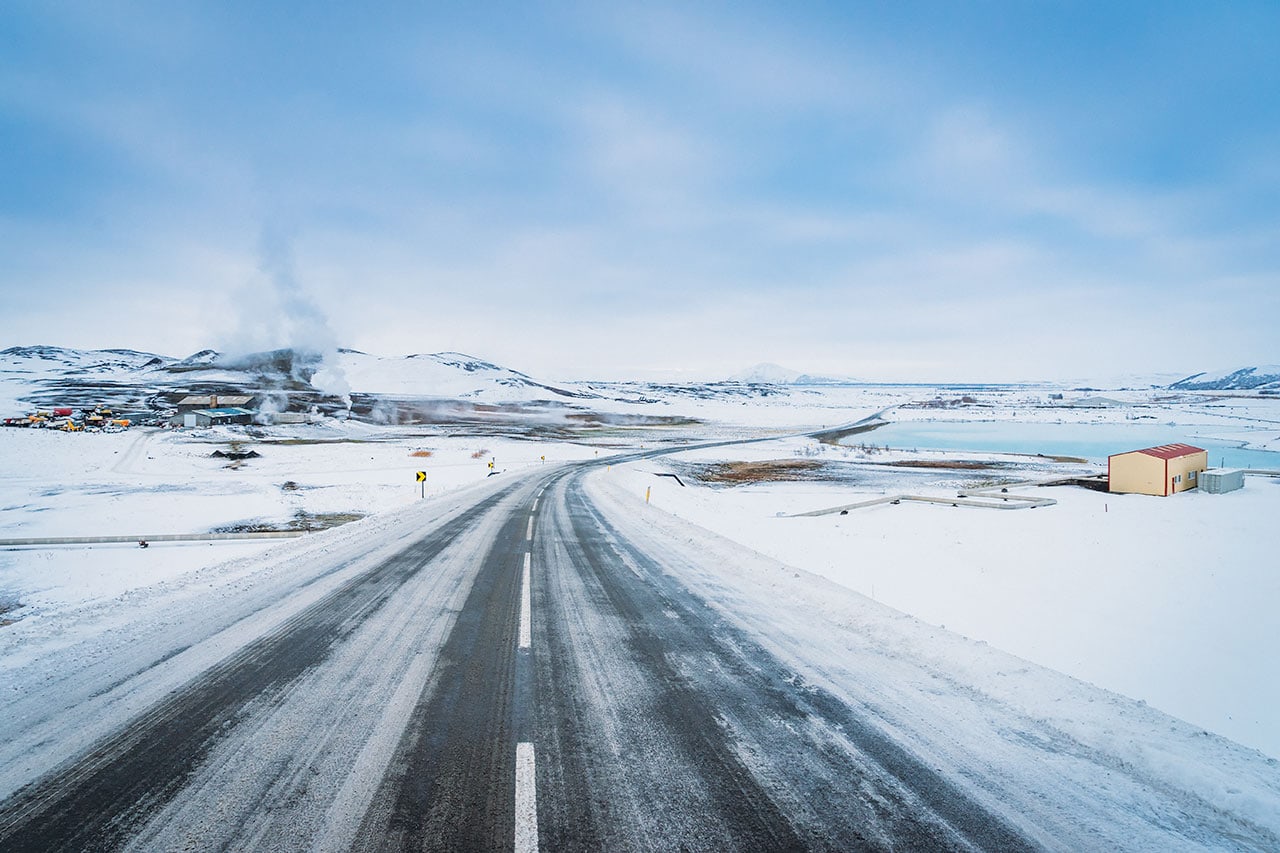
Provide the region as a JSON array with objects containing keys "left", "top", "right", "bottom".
[
  {"left": 696, "top": 459, "right": 824, "bottom": 484},
  {"left": 213, "top": 510, "right": 366, "bottom": 534},
  {"left": 409, "top": 450, "right": 434, "bottom": 458},
  {"left": 881, "top": 459, "right": 1004, "bottom": 470},
  {"left": 470, "top": 449, "right": 490, "bottom": 459}
]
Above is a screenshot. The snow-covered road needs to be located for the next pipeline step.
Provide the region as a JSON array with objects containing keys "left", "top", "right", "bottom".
[{"left": 1, "top": 454, "right": 1278, "bottom": 851}]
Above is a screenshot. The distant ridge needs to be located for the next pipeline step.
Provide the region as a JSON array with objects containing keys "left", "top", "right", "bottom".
[
  {"left": 730, "top": 362, "right": 857, "bottom": 385},
  {"left": 1169, "top": 365, "right": 1280, "bottom": 391},
  {"left": 0, "top": 344, "right": 593, "bottom": 404}
]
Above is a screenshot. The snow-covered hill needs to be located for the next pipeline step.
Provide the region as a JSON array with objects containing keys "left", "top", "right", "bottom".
[
  {"left": 0, "top": 345, "right": 817, "bottom": 416},
  {"left": 333, "top": 350, "right": 597, "bottom": 400},
  {"left": 1169, "top": 365, "right": 1280, "bottom": 391},
  {"left": 0, "top": 345, "right": 167, "bottom": 378},
  {"left": 0, "top": 345, "right": 597, "bottom": 413},
  {"left": 0, "top": 346, "right": 172, "bottom": 412}
]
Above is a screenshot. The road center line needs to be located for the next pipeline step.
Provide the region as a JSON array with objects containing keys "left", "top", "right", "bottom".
[
  {"left": 532, "top": 498, "right": 539, "bottom": 512},
  {"left": 519, "top": 552, "right": 532, "bottom": 649},
  {"left": 526, "top": 516, "right": 533, "bottom": 540},
  {"left": 514, "top": 742, "right": 538, "bottom": 853}
]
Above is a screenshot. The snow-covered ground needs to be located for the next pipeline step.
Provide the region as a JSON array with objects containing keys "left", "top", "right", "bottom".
[
  {"left": 0, "top": 422, "right": 594, "bottom": 620},
  {"left": 585, "top": 469, "right": 1280, "bottom": 842},
  {"left": 3, "top": 382, "right": 1278, "bottom": 772},
  {"left": 616, "top": 435, "right": 1280, "bottom": 760}
]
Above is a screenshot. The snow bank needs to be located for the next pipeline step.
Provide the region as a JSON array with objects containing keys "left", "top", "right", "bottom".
[
  {"left": 606, "top": 460, "right": 1280, "bottom": 760},
  {"left": 586, "top": 469, "right": 1280, "bottom": 840},
  {"left": 0, "top": 425, "right": 591, "bottom": 626}
]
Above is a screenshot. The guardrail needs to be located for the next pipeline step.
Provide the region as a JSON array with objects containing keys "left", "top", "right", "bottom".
[{"left": 0, "top": 531, "right": 306, "bottom": 547}]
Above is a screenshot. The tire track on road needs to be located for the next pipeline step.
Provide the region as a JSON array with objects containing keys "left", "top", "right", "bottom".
[
  {"left": 531, "top": 472, "right": 1036, "bottom": 851},
  {"left": 352, "top": 496, "right": 536, "bottom": 852},
  {"left": 0, "top": 489, "right": 512, "bottom": 853}
]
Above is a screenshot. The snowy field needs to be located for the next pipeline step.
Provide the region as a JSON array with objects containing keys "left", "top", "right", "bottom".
[
  {"left": 3, "top": 384, "right": 1279, "bottom": 766},
  {"left": 617, "top": 432, "right": 1280, "bottom": 760},
  {"left": 585, "top": 469, "right": 1280, "bottom": 841},
  {"left": 0, "top": 423, "right": 595, "bottom": 618}
]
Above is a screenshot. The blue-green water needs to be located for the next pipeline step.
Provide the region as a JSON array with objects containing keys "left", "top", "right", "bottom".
[{"left": 853, "top": 420, "right": 1280, "bottom": 469}]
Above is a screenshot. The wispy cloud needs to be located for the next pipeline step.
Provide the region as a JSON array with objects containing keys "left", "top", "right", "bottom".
[{"left": 1, "top": 2, "right": 1276, "bottom": 381}]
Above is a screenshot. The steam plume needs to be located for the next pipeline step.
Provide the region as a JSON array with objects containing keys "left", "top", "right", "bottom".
[{"left": 222, "top": 228, "right": 352, "bottom": 408}]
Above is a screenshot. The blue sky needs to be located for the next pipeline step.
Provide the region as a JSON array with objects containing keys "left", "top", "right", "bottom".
[{"left": 2, "top": 2, "right": 1277, "bottom": 381}]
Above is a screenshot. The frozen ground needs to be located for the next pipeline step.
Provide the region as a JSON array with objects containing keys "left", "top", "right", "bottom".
[
  {"left": 0, "top": 423, "right": 595, "bottom": 620},
  {"left": 0, "top": 422, "right": 595, "bottom": 536},
  {"left": 618, "top": 434, "right": 1280, "bottom": 760},
  {"left": 2, "top": 385, "right": 1278, "bottom": 771},
  {"left": 585, "top": 469, "right": 1280, "bottom": 843}
]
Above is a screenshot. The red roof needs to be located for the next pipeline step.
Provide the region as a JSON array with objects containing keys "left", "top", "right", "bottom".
[{"left": 1115, "top": 443, "right": 1206, "bottom": 460}]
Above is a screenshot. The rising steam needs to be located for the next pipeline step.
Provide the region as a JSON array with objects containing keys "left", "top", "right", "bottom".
[{"left": 222, "top": 228, "right": 352, "bottom": 409}]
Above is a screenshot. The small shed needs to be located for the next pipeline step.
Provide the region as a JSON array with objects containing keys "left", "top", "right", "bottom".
[
  {"left": 266, "top": 411, "right": 326, "bottom": 425},
  {"left": 184, "top": 407, "right": 255, "bottom": 428},
  {"left": 1108, "top": 443, "right": 1208, "bottom": 496},
  {"left": 1199, "top": 468, "right": 1245, "bottom": 494}
]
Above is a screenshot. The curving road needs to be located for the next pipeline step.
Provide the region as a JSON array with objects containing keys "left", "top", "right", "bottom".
[{"left": 0, "top": 455, "right": 1274, "bottom": 851}]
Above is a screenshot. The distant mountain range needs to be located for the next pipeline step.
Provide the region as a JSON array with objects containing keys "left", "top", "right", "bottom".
[
  {"left": 4, "top": 347, "right": 1276, "bottom": 419},
  {"left": 730, "top": 361, "right": 1280, "bottom": 392},
  {"left": 0, "top": 345, "right": 599, "bottom": 412},
  {"left": 1169, "top": 365, "right": 1280, "bottom": 391}
]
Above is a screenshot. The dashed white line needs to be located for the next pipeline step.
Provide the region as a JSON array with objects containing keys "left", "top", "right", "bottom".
[
  {"left": 532, "top": 498, "right": 539, "bottom": 512},
  {"left": 526, "top": 516, "right": 533, "bottom": 541},
  {"left": 519, "top": 553, "right": 532, "bottom": 649},
  {"left": 514, "top": 742, "right": 538, "bottom": 853}
]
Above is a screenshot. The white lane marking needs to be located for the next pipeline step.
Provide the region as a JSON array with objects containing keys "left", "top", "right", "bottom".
[
  {"left": 515, "top": 742, "right": 538, "bottom": 853},
  {"left": 526, "top": 516, "right": 533, "bottom": 540},
  {"left": 532, "top": 498, "right": 539, "bottom": 512},
  {"left": 519, "top": 553, "right": 532, "bottom": 649}
]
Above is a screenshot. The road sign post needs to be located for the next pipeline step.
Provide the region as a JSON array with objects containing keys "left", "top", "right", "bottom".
[{"left": 416, "top": 470, "right": 426, "bottom": 499}]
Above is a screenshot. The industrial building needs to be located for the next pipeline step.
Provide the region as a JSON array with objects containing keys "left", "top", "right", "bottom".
[
  {"left": 175, "top": 394, "right": 254, "bottom": 413},
  {"left": 184, "top": 407, "right": 255, "bottom": 428},
  {"left": 1108, "top": 443, "right": 1208, "bottom": 496}
]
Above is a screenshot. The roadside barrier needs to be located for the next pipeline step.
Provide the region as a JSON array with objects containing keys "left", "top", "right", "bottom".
[{"left": 0, "top": 531, "right": 306, "bottom": 547}]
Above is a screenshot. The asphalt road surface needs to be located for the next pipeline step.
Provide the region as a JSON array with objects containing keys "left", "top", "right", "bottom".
[{"left": 1, "top": 455, "right": 1274, "bottom": 851}]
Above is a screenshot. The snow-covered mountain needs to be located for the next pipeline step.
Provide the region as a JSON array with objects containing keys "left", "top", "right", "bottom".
[
  {"left": 0, "top": 345, "right": 167, "bottom": 377},
  {"left": 0, "top": 345, "right": 817, "bottom": 421},
  {"left": 333, "top": 350, "right": 597, "bottom": 400},
  {"left": 730, "top": 363, "right": 857, "bottom": 385},
  {"left": 1169, "top": 365, "right": 1280, "bottom": 391},
  {"left": 0, "top": 345, "right": 595, "bottom": 412},
  {"left": 731, "top": 363, "right": 803, "bottom": 384}
]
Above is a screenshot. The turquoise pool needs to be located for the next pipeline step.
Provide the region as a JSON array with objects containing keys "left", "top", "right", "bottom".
[{"left": 851, "top": 419, "right": 1280, "bottom": 469}]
